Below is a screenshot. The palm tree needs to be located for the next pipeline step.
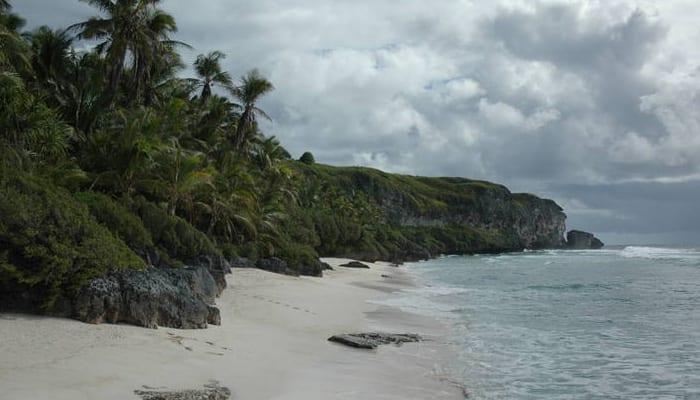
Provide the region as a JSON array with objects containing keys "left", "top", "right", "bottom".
[
  {"left": 139, "top": 41, "right": 185, "bottom": 107},
  {"left": 128, "top": 8, "right": 182, "bottom": 103},
  {"left": 230, "top": 69, "right": 274, "bottom": 152},
  {"left": 71, "top": 0, "right": 178, "bottom": 102},
  {"left": 205, "top": 161, "right": 259, "bottom": 243},
  {"left": 192, "top": 94, "right": 237, "bottom": 145},
  {"left": 63, "top": 51, "right": 111, "bottom": 134},
  {"left": 151, "top": 141, "right": 214, "bottom": 218},
  {"left": 250, "top": 135, "right": 291, "bottom": 171},
  {"left": 190, "top": 51, "right": 233, "bottom": 102},
  {"left": 84, "top": 107, "right": 162, "bottom": 194},
  {"left": 26, "top": 26, "right": 73, "bottom": 106},
  {"left": 0, "top": 4, "right": 29, "bottom": 74}
]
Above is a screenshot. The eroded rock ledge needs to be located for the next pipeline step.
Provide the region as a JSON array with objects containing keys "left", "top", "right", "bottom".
[
  {"left": 135, "top": 382, "right": 230, "bottom": 400},
  {"left": 328, "top": 332, "right": 422, "bottom": 349}
]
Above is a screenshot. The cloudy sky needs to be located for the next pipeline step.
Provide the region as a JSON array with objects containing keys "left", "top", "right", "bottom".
[{"left": 13, "top": 0, "right": 700, "bottom": 245}]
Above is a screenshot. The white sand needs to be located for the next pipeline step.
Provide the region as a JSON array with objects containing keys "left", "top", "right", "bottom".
[{"left": 0, "top": 259, "right": 463, "bottom": 399}]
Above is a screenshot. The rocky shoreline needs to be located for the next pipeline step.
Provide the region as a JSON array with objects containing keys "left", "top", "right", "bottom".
[
  {"left": 0, "top": 259, "right": 466, "bottom": 400},
  {"left": 67, "top": 227, "right": 602, "bottom": 330},
  {"left": 1, "top": 222, "right": 603, "bottom": 331}
]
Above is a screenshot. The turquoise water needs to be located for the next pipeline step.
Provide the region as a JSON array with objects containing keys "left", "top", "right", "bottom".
[{"left": 387, "top": 247, "right": 700, "bottom": 399}]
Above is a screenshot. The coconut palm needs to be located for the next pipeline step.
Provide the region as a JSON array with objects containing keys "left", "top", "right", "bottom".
[
  {"left": 250, "top": 135, "right": 291, "bottom": 171},
  {"left": 190, "top": 51, "right": 233, "bottom": 103},
  {"left": 71, "top": 0, "right": 178, "bottom": 102},
  {"left": 230, "top": 69, "right": 274, "bottom": 152},
  {"left": 128, "top": 8, "right": 183, "bottom": 103},
  {"left": 62, "top": 51, "right": 111, "bottom": 134},
  {"left": 84, "top": 107, "right": 162, "bottom": 194},
  {"left": 205, "top": 161, "right": 259, "bottom": 242},
  {"left": 150, "top": 141, "right": 215, "bottom": 218},
  {"left": 26, "top": 26, "right": 73, "bottom": 106},
  {"left": 139, "top": 41, "right": 186, "bottom": 107}
]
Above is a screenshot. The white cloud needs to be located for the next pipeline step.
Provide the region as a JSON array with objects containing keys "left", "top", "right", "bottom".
[{"left": 438, "top": 78, "right": 485, "bottom": 104}]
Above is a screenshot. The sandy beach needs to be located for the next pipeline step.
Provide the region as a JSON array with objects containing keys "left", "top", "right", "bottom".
[{"left": 0, "top": 258, "right": 463, "bottom": 400}]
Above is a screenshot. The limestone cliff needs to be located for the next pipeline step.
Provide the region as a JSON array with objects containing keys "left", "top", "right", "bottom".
[{"left": 291, "top": 163, "right": 568, "bottom": 259}]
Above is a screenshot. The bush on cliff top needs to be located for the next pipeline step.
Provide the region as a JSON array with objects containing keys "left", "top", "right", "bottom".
[{"left": 0, "top": 171, "right": 146, "bottom": 309}]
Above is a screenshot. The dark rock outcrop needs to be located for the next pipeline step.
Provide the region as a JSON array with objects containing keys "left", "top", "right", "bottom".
[
  {"left": 230, "top": 257, "right": 255, "bottom": 269},
  {"left": 566, "top": 230, "right": 604, "bottom": 249},
  {"left": 328, "top": 332, "right": 422, "bottom": 349},
  {"left": 186, "top": 255, "right": 231, "bottom": 295},
  {"left": 255, "top": 257, "right": 325, "bottom": 277},
  {"left": 339, "top": 261, "right": 371, "bottom": 269},
  {"left": 256, "top": 257, "right": 290, "bottom": 275},
  {"left": 72, "top": 266, "right": 222, "bottom": 329},
  {"left": 295, "top": 262, "right": 324, "bottom": 277}
]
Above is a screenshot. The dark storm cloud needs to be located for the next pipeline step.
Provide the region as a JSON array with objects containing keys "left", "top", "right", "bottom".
[
  {"left": 12, "top": 2, "right": 91, "bottom": 30},
  {"left": 552, "top": 180, "right": 700, "bottom": 244}
]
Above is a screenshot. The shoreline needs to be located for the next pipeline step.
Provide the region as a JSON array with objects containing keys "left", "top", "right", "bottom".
[{"left": 0, "top": 258, "right": 463, "bottom": 400}]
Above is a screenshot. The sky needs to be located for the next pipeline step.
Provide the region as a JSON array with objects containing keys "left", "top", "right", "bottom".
[{"left": 12, "top": 0, "right": 700, "bottom": 246}]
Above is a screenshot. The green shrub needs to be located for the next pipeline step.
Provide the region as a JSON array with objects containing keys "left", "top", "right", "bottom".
[
  {"left": 276, "top": 240, "right": 319, "bottom": 270},
  {"left": 75, "top": 192, "right": 154, "bottom": 253},
  {"left": 298, "top": 151, "right": 315, "bottom": 165},
  {"left": 129, "top": 197, "right": 221, "bottom": 263},
  {"left": 0, "top": 171, "right": 145, "bottom": 309}
]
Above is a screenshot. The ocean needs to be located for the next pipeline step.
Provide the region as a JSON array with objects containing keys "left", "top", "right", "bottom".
[{"left": 384, "top": 247, "right": 700, "bottom": 399}]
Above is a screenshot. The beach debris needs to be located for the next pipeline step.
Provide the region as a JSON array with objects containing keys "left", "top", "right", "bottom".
[
  {"left": 328, "top": 332, "right": 421, "bottom": 349},
  {"left": 135, "top": 381, "right": 230, "bottom": 400},
  {"left": 338, "top": 261, "right": 370, "bottom": 269}
]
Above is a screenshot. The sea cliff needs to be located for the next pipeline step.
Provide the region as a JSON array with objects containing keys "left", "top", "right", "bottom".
[{"left": 289, "top": 163, "right": 567, "bottom": 261}]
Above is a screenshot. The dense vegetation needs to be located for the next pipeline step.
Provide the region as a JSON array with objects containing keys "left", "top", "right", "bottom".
[
  {"left": 0, "top": 0, "right": 306, "bottom": 309},
  {"left": 0, "top": 1, "right": 563, "bottom": 311}
]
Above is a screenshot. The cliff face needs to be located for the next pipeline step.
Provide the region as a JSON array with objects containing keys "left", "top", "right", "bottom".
[
  {"left": 342, "top": 170, "right": 566, "bottom": 250},
  {"left": 293, "top": 164, "right": 568, "bottom": 257}
]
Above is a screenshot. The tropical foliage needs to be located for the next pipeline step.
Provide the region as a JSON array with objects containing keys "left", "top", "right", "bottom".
[{"left": 0, "top": 0, "right": 303, "bottom": 309}]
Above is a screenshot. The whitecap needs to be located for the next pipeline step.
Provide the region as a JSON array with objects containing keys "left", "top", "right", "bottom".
[{"left": 619, "top": 246, "right": 700, "bottom": 261}]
